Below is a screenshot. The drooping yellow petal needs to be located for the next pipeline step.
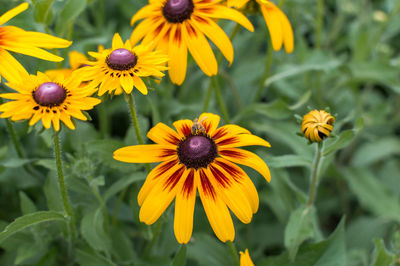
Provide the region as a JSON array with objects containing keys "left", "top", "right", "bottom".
[
  {"left": 219, "top": 148, "right": 271, "bottom": 182},
  {"left": 240, "top": 249, "right": 255, "bottom": 266},
  {"left": 260, "top": 4, "right": 283, "bottom": 51},
  {"left": 201, "top": 5, "right": 254, "bottom": 32},
  {"left": 174, "top": 169, "right": 197, "bottom": 244},
  {"left": 0, "top": 49, "right": 28, "bottom": 83},
  {"left": 132, "top": 75, "right": 148, "bottom": 95},
  {"left": 168, "top": 25, "right": 188, "bottom": 85}
]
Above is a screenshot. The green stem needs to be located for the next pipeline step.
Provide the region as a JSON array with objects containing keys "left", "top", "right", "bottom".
[
  {"left": 144, "top": 219, "right": 163, "bottom": 256},
  {"left": 307, "top": 142, "right": 324, "bottom": 207},
  {"left": 254, "top": 43, "right": 273, "bottom": 102},
  {"left": 213, "top": 77, "right": 230, "bottom": 123},
  {"left": 316, "top": 0, "right": 324, "bottom": 49},
  {"left": 111, "top": 185, "right": 128, "bottom": 226},
  {"left": 0, "top": 98, "right": 44, "bottom": 180},
  {"left": 202, "top": 23, "right": 240, "bottom": 112},
  {"left": 98, "top": 96, "right": 109, "bottom": 139},
  {"left": 53, "top": 130, "right": 75, "bottom": 242},
  {"left": 89, "top": 176, "right": 109, "bottom": 233},
  {"left": 227, "top": 241, "right": 240, "bottom": 266}
]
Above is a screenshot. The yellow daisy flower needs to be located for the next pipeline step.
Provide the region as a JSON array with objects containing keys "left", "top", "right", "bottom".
[
  {"left": 0, "top": 3, "right": 72, "bottom": 83},
  {"left": 76, "top": 33, "right": 168, "bottom": 96},
  {"left": 301, "top": 110, "right": 335, "bottom": 142},
  {"left": 228, "top": 0, "right": 294, "bottom": 53},
  {"left": 240, "top": 249, "right": 255, "bottom": 266},
  {"left": 113, "top": 113, "right": 271, "bottom": 243},
  {"left": 0, "top": 72, "right": 101, "bottom": 131},
  {"left": 130, "top": 0, "right": 255, "bottom": 85}
]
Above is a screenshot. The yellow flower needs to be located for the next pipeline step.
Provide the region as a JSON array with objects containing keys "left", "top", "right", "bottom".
[
  {"left": 228, "top": 0, "right": 294, "bottom": 53},
  {"left": 301, "top": 110, "right": 335, "bottom": 142},
  {"left": 240, "top": 249, "right": 255, "bottom": 266},
  {"left": 45, "top": 50, "right": 90, "bottom": 79},
  {"left": 0, "top": 3, "right": 72, "bottom": 83},
  {"left": 113, "top": 113, "right": 271, "bottom": 243},
  {"left": 0, "top": 72, "right": 101, "bottom": 131},
  {"left": 130, "top": 0, "right": 254, "bottom": 85},
  {"left": 76, "top": 33, "right": 168, "bottom": 96}
]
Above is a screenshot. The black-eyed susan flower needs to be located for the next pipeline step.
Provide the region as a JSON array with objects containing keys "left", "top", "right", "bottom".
[
  {"left": 228, "top": 0, "right": 294, "bottom": 53},
  {"left": 0, "top": 3, "right": 72, "bottom": 83},
  {"left": 76, "top": 33, "right": 168, "bottom": 96},
  {"left": 130, "top": 0, "right": 255, "bottom": 85},
  {"left": 240, "top": 249, "right": 254, "bottom": 266},
  {"left": 113, "top": 113, "right": 271, "bottom": 243},
  {"left": 0, "top": 72, "right": 101, "bottom": 131},
  {"left": 301, "top": 110, "right": 335, "bottom": 142}
]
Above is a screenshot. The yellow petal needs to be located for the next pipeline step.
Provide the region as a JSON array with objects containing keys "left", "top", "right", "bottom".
[
  {"left": 202, "top": 5, "right": 254, "bottom": 32},
  {"left": 260, "top": 4, "right": 283, "bottom": 51},
  {"left": 120, "top": 74, "right": 134, "bottom": 94},
  {"left": 112, "top": 33, "right": 124, "bottom": 49},
  {"left": 240, "top": 249, "right": 254, "bottom": 266},
  {"left": 168, "top": 24, "right": 187, "bottom": 85},
  {"left": 219, "top": 148, "right": 271, "bottom": 182},
  {"left": 173, "top": 119, "right": 193, "bottom": 137},
  {"left": 113, "top": 144, "right": 176, "bottom": 163},
  {"left": 174, "top": 169, "right": 197, "bottom": 244},
  {"left": 147, "top": 122, "right": 181, "bottom": 145},
  {"left": 0, "top": 49, "right": 29, "bottom": 83},
  {"left": 216, "top": 134, "right": 271, "bottom": 148},
  {"left": 0, "top": 3, "right": 28, "bottom": 25},
  {"left": 199, "top": 112, "right": 220, "bottom": 136},
  {"left": 133, "top": 75, "right": 148, "bottom": 95}
]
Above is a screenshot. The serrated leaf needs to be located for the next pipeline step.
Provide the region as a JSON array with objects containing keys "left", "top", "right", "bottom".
[
  {"left": 322, "top": 130, "right": 355, "bottom": 156},
  {"left": 80, "top": 208, "right": 111, "bottom": 254},
  {"left": 371, "top": 239, "right": 396, "bottom": 266},
  {"left": 284, "top": 206, "right": 316, "bottom": 261},
  {"left": 0, "top": 211, "right": 65, "bottom": 243},
  {"left": 172, "top": 245, "right": 187, "bottom": 266},
  {"left": 19, "top": 192, "right": 37, "bottom": 215}
]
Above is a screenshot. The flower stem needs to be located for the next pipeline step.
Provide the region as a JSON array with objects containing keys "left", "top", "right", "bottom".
[
  {"left": 124, "top": 93, "right": 151, "bottom": 171},
  {"left": 307, "top": 142, "right": 324, "bottom": 207},
  {"left": 254, "top": 43, "right": 273, "bottom": 102},
  {"left": 213, "top": 77, "right": 230, "bottom": 123},
  {"left": 98, "top": 96, "right": 109, "bottom": 139},
  {"left": 202, "top": 23, "right": 240, "bottom": 112},
  {"left": 227, "top": 241, "right": 240, "bottom": 266},
  {"left": 316, "top": 0, "right": 324, "bottom": 49},
  {"left": 53, "top": 130, "right": 75, "bottom": 242}
]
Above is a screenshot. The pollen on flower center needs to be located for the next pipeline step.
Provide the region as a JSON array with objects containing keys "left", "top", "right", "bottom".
[
  {"left": 106, "top": 48, "right": 138, "bottom": 71},
  {"left": 162, "top": 0, "right": 194, "bottom": 23},
  {"left": 178, "top": 134, "right": 217, "bottom": 169},
  {"left": 33, "top": 82, "right": 67, "bottom": 107}
]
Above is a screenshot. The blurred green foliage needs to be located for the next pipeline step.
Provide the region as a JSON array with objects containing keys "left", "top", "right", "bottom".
[{"left": 1, "top": 0, "right": 400, "bottom": 265}]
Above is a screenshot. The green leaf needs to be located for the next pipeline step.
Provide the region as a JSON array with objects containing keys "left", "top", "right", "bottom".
[
  {"left": 56, "top": 0, "right": 88, "bottom": 36},
  {"left": 187, "top": 234, "right": 235, "bottom": 266},
  {"left": 19, "top": 192, "right": 37, "bottom": 215},
  {"left": 0, "top": 211, "right": 65, "bottom": 243},
  {"left": 284, "top": 206, "right": 317, "bottom": 261},
  {"left": 345, "top": 168, "right": 400, "bottom": 222},
  {"left": 172, "top": 245, "right": 187, "bottom": 266},
  {"left": 43, "top": 175, "right": 64, "bottom": 212},
  {"left": 371, "top": 239, "right": 396, "bottom": 266},
  {"left": 35, "top": 159, "right": 57, "bottom": 172},
  {"left": 75, "top": 248, "right": 117, "bottom": 266},
  {"left": 234, "top": 100, "right": 292, "bottom": 122},
  {"left": 322, "top": 130, "right": 355, "bottom": 156},
  {"left": 0, "top": 158, "right": 35, "bottom": 168},
  {"left": 33, "top": 0, "right": 55, "bottom": 24},
  {"left": 260, "top": 218, "right": 346, "bottom": 266},
  {"left": 104, "top": 172, "right": 146, "bottom": 203},
  {"left": 80, "top": 208, "right": 111, "bottom": 254},
  {"left": 288, "top": 90, "right": 312, "bottom": 110},
  {"left": 269, "top": 155, "right": 312, "bottom": 168},
  {"left": 352, "top": 138, "right": 400, "bottom": 166}
]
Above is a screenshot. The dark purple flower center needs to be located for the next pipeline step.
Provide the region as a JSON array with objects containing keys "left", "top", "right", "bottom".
[
  {"left": 106, "top": 48, "right": 137, "bottom": 71},
  {"left": 33, "top": 82, "right": 66, "bottom": 107},
  {"left": 178, "top": 134, "right": 217, "bottom": 169},
  {"left": 163, "top": 0, "right": 194, "bottom": 23}
]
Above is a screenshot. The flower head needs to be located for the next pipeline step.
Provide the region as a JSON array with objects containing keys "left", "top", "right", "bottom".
[
  {"left": 130, "top": 0, "right": 254, "bottom": 85},
  {"left": 0, "top": 3, "right": 72, "bottom": 83},
  {"left": 0, "top": 72, "right": 101, "bottom": 131},
  {"left": 76, "top": 33, "right": 167, "bottom": 96},
  {"left": 228, "top": 0, "right": 294, "bottom": 53},
  {"left": 240, "top": 249, "right": 254, "bottom": 266},
  {"left": 113, "top": 113, "right": 271, "bottom": 243},
  {"left": 301, "top": 110, "right": 335, "bottom": 142}
]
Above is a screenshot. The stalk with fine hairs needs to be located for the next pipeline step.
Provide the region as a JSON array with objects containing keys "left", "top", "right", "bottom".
[{"left": 307, "top": 142, "right": 324, "bottom": 206}]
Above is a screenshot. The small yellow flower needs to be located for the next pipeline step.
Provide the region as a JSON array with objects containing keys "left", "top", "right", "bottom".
[
  {"left": 0, "top": 72, "right": 101, "bottom": 131},
  {"left": 228, "top": 0, "right": 294, "bottom": 53},
  {"left": 130, "top": 0, "right": 254, "bottom": 85},
  {"left": 301, "top": 110, "right": 335, "bottom": 142},
  {"left": 76, "top": 33, "right": 168, "bottom": 96},
  {"left": 113, "top": 113, "right": 271, "bottom": 244},
  {"left": 0, "top": 3, "right": 71, "bottom": 83},
  {"left": 240, "top": 249, "right": 255, "bottom": 266}
]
